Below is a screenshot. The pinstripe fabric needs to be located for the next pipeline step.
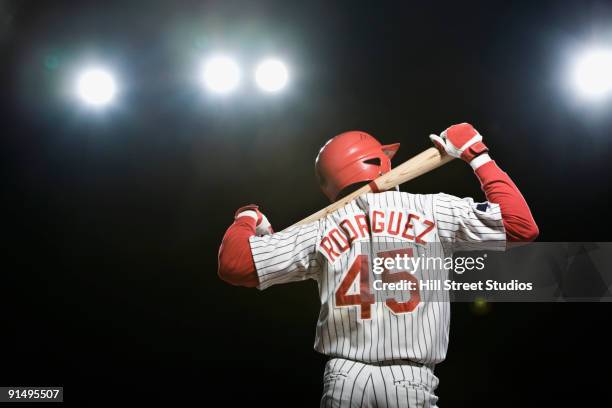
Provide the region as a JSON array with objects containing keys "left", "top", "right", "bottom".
[
  {"left": 250, "top": 191, "right": 505, "bottom": 405},
  {"left": 251, "top": 221, "right": 322, "bottom": 290},
  {"left": 321, "top": 357, "right": 439, "bottom": 408},
  {"left": 433, "top": 193, "right": 506, "bottom": 252}
]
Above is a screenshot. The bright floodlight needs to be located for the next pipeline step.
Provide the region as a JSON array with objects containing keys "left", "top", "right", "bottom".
[
  {"left": 202, "top": 56, "right": 240, "bottom": 93},
  {"left": 255, "top": 59, "right": 288, "bottom": 92},
  {"left": 572, "top": 48, "right": 612, "bottom": 99},
  {"left": 76, "top": 68, "right": 117, "bottom": 106}
]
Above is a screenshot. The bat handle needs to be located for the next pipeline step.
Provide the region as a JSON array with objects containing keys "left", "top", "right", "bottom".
[{"left": 372, "top": 147, "right": 453, "bottom": 192}]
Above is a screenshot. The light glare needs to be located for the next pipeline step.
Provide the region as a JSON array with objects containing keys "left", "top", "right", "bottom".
[
  {"left": 76, "top": 68, "right": 117, "bottom": 106},
  {"left": 572, "top": 48, "right": 612, "bottom": 99},
  {"left": 202, "top": 56, "right": 240, "bottom": 93},
  {"left": 255, "top": 59, "right": 288, "bottom": 92}
]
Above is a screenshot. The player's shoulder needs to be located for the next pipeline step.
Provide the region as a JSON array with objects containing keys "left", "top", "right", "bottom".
[
  {"left": 361, "top": 190, "right": 437, "bottom": 210},
  {"left": 325, "top": 191, "right": 443, "bottom": 221},
  {"left": 433, "top": 193, "right": 500, "bottom": 217},
  {"left": 433, "top": 192, "right": 478, "bottom": 208}
]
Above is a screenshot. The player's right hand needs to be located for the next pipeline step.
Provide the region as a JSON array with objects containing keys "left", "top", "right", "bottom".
[
  {"left": 235, "top": 204, "right": 274, "bottom": 236},
  {"left": 429, "top": 122, "right": 489, "bottom": 163}
]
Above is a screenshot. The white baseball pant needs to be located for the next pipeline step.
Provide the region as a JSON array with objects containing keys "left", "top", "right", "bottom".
[{"left": 320, "top": 358, "right": 439, "bottom": 408}]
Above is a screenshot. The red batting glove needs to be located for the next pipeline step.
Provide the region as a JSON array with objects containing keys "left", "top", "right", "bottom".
[
  {"left": 234, "top": 204, "right": 274, "bottom": 236},
  {"left": 429, "top": 123, "right": 490, "bottom": 166}
]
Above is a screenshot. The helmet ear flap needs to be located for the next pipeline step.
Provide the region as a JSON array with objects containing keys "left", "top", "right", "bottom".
[{"left": 381, "top": 143, "right": 400, "bottom": 159}]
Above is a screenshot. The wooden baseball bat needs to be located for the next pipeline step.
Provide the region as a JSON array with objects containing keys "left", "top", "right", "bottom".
[{"left": 290, "top": 147, "right": 454, "bottom": 228}]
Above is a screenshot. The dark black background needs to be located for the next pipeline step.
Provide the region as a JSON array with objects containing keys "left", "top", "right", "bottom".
[{"left": 2, "top": 0, "right": 612, "bottom": 406}]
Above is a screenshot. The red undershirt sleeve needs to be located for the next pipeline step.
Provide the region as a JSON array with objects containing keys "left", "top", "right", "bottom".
[
  {"left": 474, "top": 160, "right": 539, "bottom": 242},
  {"left": 217, "top": 217, "right": 259, "bottom": 287}
]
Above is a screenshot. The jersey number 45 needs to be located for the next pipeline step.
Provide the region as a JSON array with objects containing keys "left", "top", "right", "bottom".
[{"left": 335, "top": 249, "right": 420, "bottom": 319}]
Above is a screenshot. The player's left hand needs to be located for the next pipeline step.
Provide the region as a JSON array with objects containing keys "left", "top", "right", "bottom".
[
  {"left": 429, "top": 123, "right": 489, "bottom": 163},
  {"left": 235, "top": 204, "right": 274, "bottom": 236}
]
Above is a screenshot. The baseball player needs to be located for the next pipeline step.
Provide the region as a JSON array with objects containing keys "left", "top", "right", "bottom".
[{"left": 218, "top": 123, "right": 538, "bottom": 407}]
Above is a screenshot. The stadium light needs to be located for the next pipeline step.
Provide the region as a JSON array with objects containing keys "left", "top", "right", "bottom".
[
  {"left": 255, "top": 59, "right": 288, "bottom": 92},
  {"left": 571, "top": 47, "right": 612, "bottom": 99},
  {"left": 76, "top": 68, "right": 117, "bottom": 107},
  {"left": 201, "top": 56, "right": 241, "bottom": 93}
]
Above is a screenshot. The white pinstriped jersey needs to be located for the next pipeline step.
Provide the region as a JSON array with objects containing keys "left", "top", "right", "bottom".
[{"left": 250, "top": 191, "right": 505, "bottom": 364}]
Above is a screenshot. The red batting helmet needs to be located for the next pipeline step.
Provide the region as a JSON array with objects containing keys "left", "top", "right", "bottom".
[{"left": 315, "top": 131, "right": 400, "bottom": 202}]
